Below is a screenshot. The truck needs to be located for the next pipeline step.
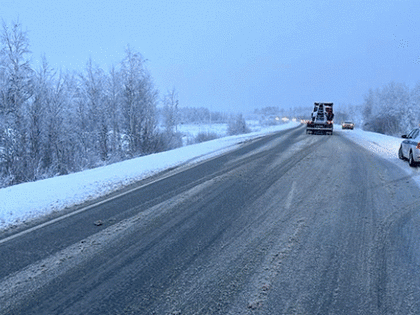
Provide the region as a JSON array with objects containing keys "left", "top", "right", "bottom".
[{"left": 306, "top": 102, "right": 334, "bottom": 135}]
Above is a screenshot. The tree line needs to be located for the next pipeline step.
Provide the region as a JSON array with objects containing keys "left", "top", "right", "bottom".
[
  {"left": 362, "top": 81, "right": 420, "bottom": 135},
  {"left": 0, "top": 20, "right": 252, "bottom": 188},
  {"left": 0, "top": 20, "right": 180, "bottom": 187}
]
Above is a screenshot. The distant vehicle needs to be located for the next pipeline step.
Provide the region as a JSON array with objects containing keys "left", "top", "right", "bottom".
[
  {"left": 306, "top": 102, "right": 334, "bottom": 135},
  {"left": 398, "top": 127, "right": 420, "bottom": 167},
  {"left": 341, "top": 121, "right": 355, "bottom": 130}
]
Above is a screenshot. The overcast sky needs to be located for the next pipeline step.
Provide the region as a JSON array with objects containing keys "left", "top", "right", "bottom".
[{"left": 2, "top": 0, "right": 419, "bottom": 113}]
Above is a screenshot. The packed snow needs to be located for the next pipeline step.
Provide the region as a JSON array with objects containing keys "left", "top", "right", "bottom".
[{"left": 1, "top": 122, "right": 420, "bottom": 232}]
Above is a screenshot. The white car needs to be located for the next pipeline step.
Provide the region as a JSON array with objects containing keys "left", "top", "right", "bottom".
[{"left": 398, "top": 127, "right": 420, "bottom": 167}]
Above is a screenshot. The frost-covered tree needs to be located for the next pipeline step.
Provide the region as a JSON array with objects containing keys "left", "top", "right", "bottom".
[
  {"left": 377, "top": 81, "right": 409, "bottom": 135},
  {"left": 120, "top": 46, "right": 144, "bottom": 155},
  {"left": 27, "top": 55, "right": 51, "bottom": 179},
  {"left": 161, "top": 88, "right": 182, "bottom": 150},
  {"left": 105, "top": 65, "right": 123, "bottom": 160},
  {"left": 362, "top": 82, "right": 410, "bottom": 135},
  {"left": 80, "top": 59, "right": 109, "bottom": 163},
  {"left": 362, "top": 88, "right": 377, "bottom": 131},
  {"left": 0, "top": 19, "right": 34, "bottom": 184},
  {"left": 44, "top": 70, "right": 68, "bottom": 175},
  {"left": 163, "top": 88, "right": 179, "bottom": 134},
  {"left": 227, "top": 113, "right": 250, "bottom": 136},
  {"left": 0, "top": 20, "right": 170, "bottom": 188},
  {"left": 139, "top": 71, "right": 159, "bottom": 154},
  {"left": 409, "top": 82, "right": 420, "bottom": 130},
  {"left": 120, "top": 46, "right": 158, "bottom": 155}
]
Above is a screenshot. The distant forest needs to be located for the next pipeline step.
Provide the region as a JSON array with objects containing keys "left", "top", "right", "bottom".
[{"left": 0, "top": 21, "right": 247, "bottom": 188}]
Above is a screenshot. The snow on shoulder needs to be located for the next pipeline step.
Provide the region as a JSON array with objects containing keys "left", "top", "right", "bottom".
[
  {"left": 0, "top": 122, "right": 299, "bottom": 231},
  {"left": 336, "top": 127, "right": 420, "bottom": 186}
]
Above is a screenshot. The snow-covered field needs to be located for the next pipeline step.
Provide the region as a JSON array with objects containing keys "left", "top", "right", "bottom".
[
  {"left": 176, "top": 120, "right": 262, "bottom": 145},
  {"left": 1, "top": 123, "right": 419, "bottom": 232},
  {"left": 177, "top": 123, "right": 228, "bottom": 136}
]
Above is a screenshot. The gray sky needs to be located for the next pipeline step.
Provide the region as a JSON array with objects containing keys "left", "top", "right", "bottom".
[{"left": 2, "top": 0, "right": 420, "bottom": 113}]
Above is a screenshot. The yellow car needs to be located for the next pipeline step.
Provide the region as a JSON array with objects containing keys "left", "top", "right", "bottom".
[{"left": 341, "top": 121, "right": 354, "bottom": 130}]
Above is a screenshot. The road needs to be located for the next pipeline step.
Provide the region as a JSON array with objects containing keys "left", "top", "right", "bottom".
[{"left": 1, "top": 125, "right": 420, "bottom": 315}]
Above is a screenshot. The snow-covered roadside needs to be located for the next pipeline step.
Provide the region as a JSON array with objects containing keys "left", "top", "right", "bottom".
[
  {"left": 0, "top": 122, "right": 300, "bottom": 231},
  {"left": 336, "top": 127, "right": 420, "bottom": 185},
  {"left": 3, "top": 123, "right": 419, "bottom": 233}
]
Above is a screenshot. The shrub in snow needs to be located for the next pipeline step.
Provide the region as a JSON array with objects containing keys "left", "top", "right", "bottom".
[
  {"left": 153, "top": 131, "right": 183, "bottom": 152},
  {"left": 193, "top": 132, "right": 219, "bottom": 144},
  {"left": 227, "top": 114, "right": 251, "bottom": 136}
]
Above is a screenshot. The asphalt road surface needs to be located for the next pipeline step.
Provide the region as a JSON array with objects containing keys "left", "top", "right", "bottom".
[{"left": 2, "top": 125, "right": 420, "bottom": 315}]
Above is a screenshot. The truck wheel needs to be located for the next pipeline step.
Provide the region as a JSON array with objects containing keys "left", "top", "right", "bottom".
[
  {"left": 398, "top": 146, "right": 404, "bottom": 160},
  {"left": 409, "top": 151, "right": 417, "bottom": 167}
]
